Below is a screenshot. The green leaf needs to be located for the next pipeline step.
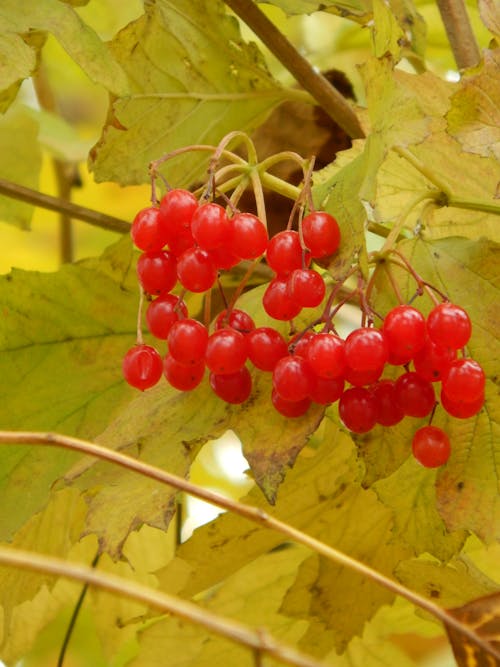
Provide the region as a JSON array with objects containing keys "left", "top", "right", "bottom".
[
  {"left": 89, "top": 0, "right": 288, "bottom": 186},
  {"left": 0, "top": 34, "right": 37, "bottom": 113},
  {"left": 371, "top": 0, "right": 405, "bottom": 60},
  {"left": 256, "top": 0, "right": 372, "bottom": 21}
]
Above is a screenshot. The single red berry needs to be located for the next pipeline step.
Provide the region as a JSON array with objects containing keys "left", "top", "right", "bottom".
[
  {"left": 266, "top": 230, "right": 310, "bottom": 275},
  {"left": 146, "top": 294, "right": 188, "bottom": 339},
  {"left": 394, "top": 371, "right": 435, "bottom": 418},
  {"left": 209, "top": 367, "right": 252, "bottom": 404},
  {"left": 214, "top": 309, "right": 255, "bottom": 334},
  {"left": 412, "top": 426, "right": 451, "bottom": 468},
  {"left": 137, "top": 250, "right": 177, "bottom": 295},
  {"left": 158, "top": 188, "right": 198, "bottom": 244},
  {"left": 228, "top": 212, "right": 268, "bottom": 259},
  {"left": 344, "top": 328, "right": 388, "bottom": 372},
  {"left": 131, "top": 207, "right": 168, "bottom": 252},
  {"left": 263, "top": 278, "right": 302, "bottom": 321},
  {"left": 247, "top": 327, "right": 288, "bottom": 371},
  {"left": 272, "top": 389, "right": 311, "bottom": 417},
  {"left": 288, "top": 330, "right": 316, "bottom": 357},
  {"left": 191, "top": 202, "right": 228, "bottom": 250},
  {"left": 167, "top": 227, "right": 196, "bottom": 257},
  {"left": 177, "top": 247, "right": 217, "bottom": 292},
  {"left": 301, "top": 211, "right": 340, "bottom": 258},
  {"left": 164, "top": 355, "right": 205, "bottom": 391},
  {"left": 273, "top": 354, "right": 314, "bottom": 402},
  {"left": 167, "top": 318, "right": 208, "bottom": 366},
  {"left": 427, "top": 302, "right": 472, "bottom": 350},
  {"left": 383, "top": 305, "right": 426, "bottom": 364},
  {"left": 309, "top": 375, "right": 344, "bottom": 405},
  {"left": 413, "top": 338, "right": 456, "bottom": 382},
  {"left": 344, "top": 365, "right": 384, "bottom": 386},
  {"left": 287, "top": 268, "right": 326, "bottom": 308},
  {"left": 441, "top": 358, "right": 485, "bottom": 403},
  {"left": 205, "top": 329, "right": 248, "bottom": 375},
  {"left": 369, "top": 380, "right": 404, "bottom": 426},
  {"left": 440, "top": 389, "right": 484, "bottom": 419},
  {"left": 304, "top": 333, "right": 346, "bottom": 379},
  {"left": 339, "top": 387, "right": 378, "bottom": 433},
  {"left": 123, "top": 344, "right": 163, "bottom": 391}
]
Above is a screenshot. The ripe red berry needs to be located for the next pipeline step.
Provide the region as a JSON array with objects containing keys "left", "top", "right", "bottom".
[
  {"left": 271, "top": 389, "right": 311, "bottom": 417},
  {"left": 309, "top": 375, "right": 344, "bottom": 405},
  {"left": 288, "top": 330, "right": 315, "bottom": 357},
  {"left": 344, "top": 328, "right": 388, "bottom": 372},
  {"left": 273, "top": 354, "right": 314, "bottom": 402},
  {"left": 413, "top": 337, "right": 456, "bottom": 382},
  {"left": 137, "top": 250, "right": 177, "bottom": 295},
  {"left": 301, "top": 211, "right": 340, "bottom": 258},
  {"left": 339, "top": 387, "right": 378, "bottom": 433},
  {"left": 427, "top": 302, "right": 472, "bottom": 350},
  {"left": 167, "top": 318, "right": 208, "bottom": 366},
  {"left": 228, "top": 212, "right": 268, "bottom": 259},
  {"left": 158, "top": 188, "right": 198, "bottom": 243},
  {"left": 247, "top": 327, "right": 288, "bottom": 371},
  {"left": 214, "top": 309, "right": 255, "bottom": 334},
  {"left": 263, "top": 278, "right": 302, "bottom": 321},
  {"left": 146, "top": 294, "right": 188, "bottom": 339},
  {"left": 191, "top": 202, "right": 228, "bottom": 250},
  {"left": 344, "top": 364, "right": 384, "bottom": 386},
  {"left": 266, "top": 230, "right": 309, "bottom": 275},
  {"left": 123, "top": 344, "right": 163, "bottom": 391},
  {"left": 131, "top": 206, "right": 168, "bottom": 252},
  {"left": 412, "top": 426, "right": 451, "bottom": 468},
  {"left": 164, "top": 355, "right": 205, "bottom": 391},
  {"left": 440, "top": 389, "right": 484, "bottom": 419},
  {"left": 383, "top": 305, "right": 426, "bottom": 364},
  {"left": 177, "top": 247, "right": 217, "bottom": 292},
  {"left": 205, "top": 329, "right": 248, "bottom": 375},
  {"left": 394, "top": 371, "right": 435, "bottom": 418},
  {"left": 441, "top": 358, "right": 485, "bottom": 403},
  {"left": 304, "top": 333, "right": 346, "bottom": 379},
  {"left": 208, "top": 245, "right": 240, "bottom": 270},
  {"left": 369, "top": 380, "right": 404, "bottom": 426},
  {"left": 167, "top": 227, "right": 196, "bottom": 257},
  {"left": 209, "top": 367, "right": 252, "bottom": 404},
  {"left": 287, "top": 268, "right": 326, "bottom": 308}
]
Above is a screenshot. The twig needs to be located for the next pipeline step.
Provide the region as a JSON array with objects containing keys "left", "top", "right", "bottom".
[
  {"left": 436, "top": 0, "right": 481, "bottom": 69},
  {"left": 224, "top": 0, "right": 365, "bottom": 139}
]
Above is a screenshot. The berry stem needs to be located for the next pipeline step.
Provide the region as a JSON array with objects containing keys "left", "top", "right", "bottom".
[
  {"left": 250, "top": 168, "right": 268, "bottom": 228},
  {"left": 257, "top": 151, "right": 307, "bottom": 174},
  {"left": 204, "top": 288, "right": 213, "bottom": 330},
  {"left": 382, "top": 261, "right": 405, "bottom": 305},
  {"left": 227, "top": 258, "right": 262, "bottom": 314},
  {"left": 136, "top": 285, "right": 145, "bottom": 345},
  {"left": 381, "top": 190, "right": 441, "bottom": 253}
]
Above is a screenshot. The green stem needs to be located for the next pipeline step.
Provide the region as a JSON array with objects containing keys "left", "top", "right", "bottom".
[
  {"left": 260, "top": 172, "right": 301, "bottom": 201},
  {"left": 447, "top": 195, "right": 500, "bottom": 216},
  {"left": 381, "top": 190, "right": 440, "bottom": 253},
  {"left": 393, "top": 147, "right": 451, "bottom": 194}
]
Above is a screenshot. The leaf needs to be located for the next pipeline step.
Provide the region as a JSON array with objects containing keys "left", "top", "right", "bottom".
[
  {"left": 446, "top": 592, "right": 500, "bottom": 667},
  {"left": 0, "top": 34, "right": 37, "bottom": 113},
  {"left": 32, "top": 108, "right": 94, "bottom": 162},
  {"left": 257, "top": 0, "right": 372, "bottom": 22},
  {"left": 479, "top": 0, "right": 500, "bottom": 38},
  {"left": 90, "top": 0, "right": 288, "bottom": 186},
  {"left": 371, "top": 0, "right": 405, "bottom": 60},
  {"left": 447, "top": 49, "right": 500, "bottom": 162}
]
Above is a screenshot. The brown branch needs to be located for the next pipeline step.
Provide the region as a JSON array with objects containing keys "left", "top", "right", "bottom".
[
  {"left": 224, "top": 0, "right": 365, "bottom": 139},
  {"left": 436, "top": 0, "right": 481, "bottom": 69},
  {"left": 0, "top": 178, "right": 130, "bottom": 234}
]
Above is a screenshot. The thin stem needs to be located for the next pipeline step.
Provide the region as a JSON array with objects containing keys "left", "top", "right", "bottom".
[
  {"left": 436, "top": 0, "right": 480, "bottom": 69},
  {"left": 257, "top": 151, "right": 307, "bottom": 175},
  {"left": 227, "top": 258, "right": 261, "bottom": 312},
  {"left": 0, "top": 546, "right": 325, "bottom": 667},
  {"left": 259, "top": 172, "right": 301, "bottom": 201},
  {"left": 447, "top": 195, "right": 500, "bottom": 216},
  {"left": 0, "top": 178, "right": 130, "bottom": 234},
  {"left": 224, "top": 0, "right": 364, "bottom": 139},
  {"left": 382, "top": 262, "right": 405, "bottom": 305},
  {"left": 393, "top": 147, "right": 451, "bottom": 194},
  {"left": 381, "top": 190, "right": 440, "bottom": 253},
  {"left": 136, "top": 285, "right": 145, "bottom": 345}
]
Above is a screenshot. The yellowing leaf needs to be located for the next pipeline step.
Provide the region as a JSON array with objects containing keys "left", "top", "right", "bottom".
[
  {"left": 372, "top": 0, "right": 405, "bottom": 59},
  {"left": 446, "top": 592, "right": 500, "bottom": 667},
  {"left": 0, "top": 34, "right": 36, "bottom": 113},
  {"left": 479, "top": 0, "right": 500, "bottom": 38}
]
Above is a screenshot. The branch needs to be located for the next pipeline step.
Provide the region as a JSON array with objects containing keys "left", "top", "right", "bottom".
[
  {"left": 436, "top": 0, "right": 481, "bottom": 69},
  {"left": 0, "top": 430, "right": 498, "bottom": 663},
  {"left": 0, "top": 546, "right": 325, "bottom": 667},
  {"left": 224, "top": 0, "right": 365, "bottom": 139},
  {"left": 0, "top": 178, "right": 130, "bottom": 234}
]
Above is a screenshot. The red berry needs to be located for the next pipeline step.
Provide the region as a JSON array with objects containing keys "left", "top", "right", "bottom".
[
  {"left": 146, "top": 294, "right": 188, "bottom": 339},
  {"left": 209, "top": 367, "right": 252, "bottom": 404},
  {"left": 131, "top": 207, "right": 168, "bottom": 252},
  {"left": 441, "top": 358, "right": 485, "bottom": 403},
  {"left": 288, "top": 330, "right": 315, "bottom": 357},
  {"left": 273, "top": 354, "right": 314, "bottom": 402},
  {"left": 304, "top": 332, "right": 346, "bottom": 379},
  {"left": 167, "top": 318, "right": 208, "bottom": 366},
  {"left": 394, "top": 371, "right": 435, "bottom": 418},
  {"left": 168, "top": 227, "right": 196, "bottom": 257},
  {"left": 177, "top": 247, "right": 217, "bottom": 292},
  {"left": 263, "top": 278, "right": 302, "bottom": 321},
  {"left": 123, "top": 344, "right": 163, "bottom": 391},
  {"left": 214, "top": 309, "right": 255, "bottom": 334},
  {"left": 412, "top": 426, "right": 451, "bottom": 468},
  {"left": 158, "top": 188, "right": 198, "bottom": 244},
  {"left": 287, "top": 269, "right": 326, "bottom": 308},
  {"left": 208, "top": 245, "right": 240, "bottom": 270},
  {"left": 369, "top": 380, "right": 404, "bottom": 426},
  {"left": 271, "top": 389, "right": 311, "bottom": 417},
  {"left": 427, "top": 302, "right": 472, "bottom": 350},
  {"left": 266, "top": 230, "right": 310, "bottom": 275},
  {"left": 344, "top": 364, "right": 384, "bottom": 386},
  {"left": 137, "top": 250, "right": 177, "bottom": 295},
  {"left": 164, "top": 355, "right": 205, "bottom": 391},
  {"left": 309, "top": 375, "right": 344, "bottom": 405},
  {"left": 228, "top": 212, "right": 268, "bottom": 259},
  {"left": 247, "top": 327, "right": 288, "bottom": 371},
  {"left": 191, "top": 202, "right": 228, "bottom": 250},
  {"left": 383, "top": 305, "right": 426, "bottom": 364},
  {"left": 413, "top": 338, "right": 456, "bottom": 382},
  {"left": 344, "top": 328, "right": 388, "bottom": 372},
  {"left": 205, "top": 329, "right": 248, "bottom": 375},
  {"left": 339, "top": 387, "right": 378, "bottom": 433},
  {"left": 301, "top": 211, "right": 340, "bottom": 258},
  {"left": 440, "top": 389, "right": 484, "bottom": 419}
]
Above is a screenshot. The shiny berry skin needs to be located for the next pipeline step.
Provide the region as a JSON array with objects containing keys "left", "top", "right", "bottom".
[
  {"left": 164, "top": 355, "right": 205, "bottom": 391},
  {"left": 228, "top": 212, "right": 268, "bottom": 259},
  {"left": 441, "top": 358, "right": 485, "bottom": 403},
  {"left": 369, "top": 380, "right": 404, "bottom": 426},
  {"left": 168, "top": 227, "right": 196, "bottom": 257},
  {"left": 427, "top": 302, "right": 472, "bottom": 350},
  {"left": 247, "top": 327, "right": 288, "bottom": 371},
  {"left": 123, "top": 344, "right": 163, "bottom": 391},
  {"left": 131, "top": 207, "right": 168, "bottom": 252},
  {"left": 272, "top": 354, "right": 314, "bottom": 402},
  {"left": 263, "top": 278, "right": 302, "bottom": 321},
  {"left": 158, "top": 188, "right": 198, "bottom": 243},
  {"left": 412, "top": 426, "right": 451, "bottom": 468},
  {"left": 137, "top": 250, "right": 177, "bottom": 295},
  {"left": 209, "top": 367, "right": 252, "bottom": 404},
  {"left": 344, "top": 364, "right": 384, "bottom": 386},
  {"left": 288, "top": 330, "right": 315, "bottom": 357},
  {"left": 287, "top": 269, "right": 326, "bottom": 308},
  {"left": 309, "top": 375, "right": 344, "bottom": 405},
  {"left": 394, "top": 372, "right": 435, "bottom": 418},
  {"left": 413, "top": 338, "right": 456, "bottom": 382},
  {"left": 214, "top": 309, "right": 255, "bottom": 334},
  {"left": 272, "top": 389, "right": 311, "bottom": 417},
  {"left": 344, "top": 328, "right": 388, "bottom": 372},
  {"left": 191, "top": 202, "right": 228, "bottom": 250},
  {"left": 383, "top": 305, "right": 426, "bottom": 364},
  {"left": 301, "top": 211, "right": 340, "bottom": 258},
  {"left": 205, "top": 329, "right": 248, "bottom": 375},
  {"left": 339, "top": 387, "right": 378, "bottom": 433},
  {"left": 177, "top": 247, "right": 217, "bottom": 292},
  {"left": 208, "top": 245, "right": 240, "bottom": 270},
  {"left": 304, "top": 333, "right": 346, "bottom": 379},
  {"left": 266, "top": 231, "right": 310, "bottom": 275},
  {"left": 167, "top": 318, "right": 208, "bottom": 366},
  {"left": 440, "top": 389, "right": 484, "bottom": 418},
  {"left": 146, "top": 294, "right": 188, "bottom": 339}
]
